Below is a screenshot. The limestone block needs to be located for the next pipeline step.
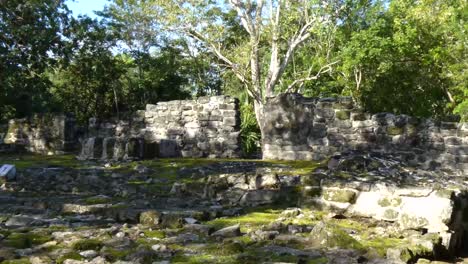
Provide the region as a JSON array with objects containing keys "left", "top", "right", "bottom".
[
  {"left": 315, "top": 108, "right": 335, "bottom": 119},
  {"left": 239, "top": 190, "right": 280, "bottom": 206},
  {"left": 444, "top": 136, "right": 463, "bottom": 145},
  {"left": 209, "top": 115, "right": 223, "bottom": 121},
  {"left": 335, "top": 110, "right": 351, "bottom": 120},
  {"left": 322, "top": 188, "right": 358, "bottom": 203},
  {"left": 387, "top": 126, "right": 404, "bottom": 135},
  {"left": 182, "top": 110, "right": 196, "bottom": 116},
  {"left": 446, "top": 145, "right": 468, "bottom": 155},
  {"left": 353, "top": 120, "right": 374, "bottom": 128},
  {"left": 222, "top": 110, "right": 237, "bottom": 117},
  {"left": 333, "top": 120, "right": 352, "bottom": 129},
  {"left": 458, "top": 123, "right": 468, "bottom": 136}
]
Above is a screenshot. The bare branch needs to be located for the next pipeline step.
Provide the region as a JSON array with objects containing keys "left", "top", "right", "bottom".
[
  {"left": 185, "top": 29, "right": 261, "bottom": 101},
  {"left": 354, "top": 67, "right": 362, "bottom": 91},
  {"left": 266, "top": 17, "right": 318, "bottom": 93},
  {"left": 286, "top": 61, "right": 339, "bottom": 93},
  {"left": 229, "top": 0, "right": 255, "bottom": 35}
]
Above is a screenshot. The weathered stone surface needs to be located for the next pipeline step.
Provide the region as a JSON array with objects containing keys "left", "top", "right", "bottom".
[
  {"left": 211, "top": 224, "right": 241, "bottom": 238},
  {"left": 1, "top": 157, "right": 468, "bottom": 263},
  {"left": 0, "top": 114, "right": 77, "bottom": 154},
  {"left": 262, "top": 93, "right": 467, "bottom": 175},
  {"left": 139, "top": 210, "right": 162, "bottom": 226},
  {"left": 322, "top": 188, "right": 357, "bottom": 203},
  {"left": 79, "top": 96, "right": 241, "bottom": 160},
  {"left": 239, "top": 190, "right": 280, "bottom": 206}
]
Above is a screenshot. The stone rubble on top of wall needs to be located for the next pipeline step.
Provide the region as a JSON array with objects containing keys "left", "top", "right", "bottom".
[
  {"left": 79, "top": 96, "right": 241, "bottom": 160},
  {"left": 262, "top": 93, "right": 468, "bottom": 175}
]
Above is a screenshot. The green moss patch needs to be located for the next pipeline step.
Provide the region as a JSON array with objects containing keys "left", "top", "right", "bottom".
[
  {"left": 84, "top": 196, "right": 112, "bottom": 205},
  {"left": 205, "top": 209, "right": 282, "bottom": 233},
  {"left": 101, "top": 248, "right": 133, "bottom": 262},
  {"left": 56, "top": 252, "right": 84, "bottom": 264},
  {"left": 4, "top": 232, "right": 52, "bottom": 249},
  {"left": 72, "top": 239, "right": 103, "bottom": 251},
  {"left": 0, "top": 154, "right": 81, "bottom": 169},
  {"left": 143, "top": 230, "right": 166, "bottom": 239},
  {"left": 0, "top": 258, "right": 31, "bottom": 264}
]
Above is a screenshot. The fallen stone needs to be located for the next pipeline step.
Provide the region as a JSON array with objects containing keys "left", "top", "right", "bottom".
[
  {"left": 15, "top": 248, "right": 33, "bottom": 257},
  {"left": 134, "top": 164, "right": 150, "bottom": 174},
  {"left": 281, "top": 208, "right": 302, "bottom": 218},
  {"left": 164, "top": 233, "right": 200, "bottom": 244},
  {"left": 139, "top": 210, "right": 161, "bottom": 226},
  {"left": 5, "top": 215, "right": 41, "bottom": 227},
  {"left": 0, "top": 164, "right": 16, "bottom": 181},
  {"left": 211, "top": 224, "right": 241, "bottom": 238},
  {"left": 239, "top": 190, "right": 279, "bottom": 206},
  {"left": 29, "top": 255, "right": 52, "bottom": 264},
  {"left": 79, "top": 250, "right": 98, "bottom": 259},
  {"left": 183, "top": 224, "right": 213, "bottom": 236},
  {"left": 184, "top": 217, "right": 198, "bottom": 224},
  {"left": 151, "top": 244, "right": 168, "bottom": 252},
  {"left": 309, "top": 221, "right": 360, "bottom": 249},
  {"left": 89, "top": 256, "right": 109, "bottom": 264},
  {"left": 250, "top": 230, "right": 279, "bottom": 241}
]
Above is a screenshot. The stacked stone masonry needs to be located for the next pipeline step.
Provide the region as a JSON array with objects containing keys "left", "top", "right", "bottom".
[
  {"left": 262, "top": 93, "right": 468, "bottom": 174},
  {"left": 80, "top": 96, "right": 241, "bottom": 160},
  {"left": 0, "top": 114, "right": 77, "bottom": 154}
]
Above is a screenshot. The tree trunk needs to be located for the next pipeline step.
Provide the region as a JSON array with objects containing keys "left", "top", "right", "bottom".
[{"left": 253, "top": 99, "right": 265, "bottom": 153}]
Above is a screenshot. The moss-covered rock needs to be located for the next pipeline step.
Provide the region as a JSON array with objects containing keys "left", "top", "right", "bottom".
[
  {"left": 309, "top": 221, "right": 364, "bottom": 250},
  {"left": 84, "top": 195, "right": 112, "bottom": 205},
  {"left": 1, "top": 258, "right": 31, "bottom": 264},
  {"left": 322, "top": 188, "right": 357, "bottom": 203},
  {"left": 335, "top": 111, "right": 351, "bottom": 120},
  {"left": 399, "top": 214, "right": 429, "bottom": 230},
  {"left": 377, "top": 197, "right": 402, "bottom": 207},
  {"left": 139, "top": 210, "right": 162, "bottom": 227},
  {"left": 56, "top": 251, "right": 84, "bottom": 264},
  {"left": 382, "top": 209, "right": 399, "bottom": 221},
  {"left": 101, "top": 248, "right": 132, "bottom": 262},
  {"left": 387, "top": 126, "right": 404, "bottom": 135},
  {"left": 143, "top": 230, "right": 165, "bottom": 239},
  {"left": 72, "top": 239, "right": 103, "bottom": 251},
  {"left": 3, "top": 232, "right": 52, "bottom": 249}
]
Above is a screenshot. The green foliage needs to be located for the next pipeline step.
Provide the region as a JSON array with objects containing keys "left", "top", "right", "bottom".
[
  {"left": 50, "top": 17, "right": 192, "bottom": 124},
  {"left": 0, "top": 0, "right": 69, "bottom": 121},
  {"left": 50, "top": 17, "right": 126, "bottom": 123},
  {"left": 332, "top": 0, "right": 467, "bottom": 118},
  {"left": 239, "top": 102, "right": 261, "bottom": 156}
]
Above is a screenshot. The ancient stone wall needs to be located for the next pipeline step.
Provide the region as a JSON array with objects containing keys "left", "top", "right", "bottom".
[
  {"left": 262, "top": 93, "right": 468, "bottom": 174},
  {"left": 0, "top": 114, "right": 77, "bottom": 154},
  {"left": 80, "top": 96, "right": 241, "bottom": 160}
]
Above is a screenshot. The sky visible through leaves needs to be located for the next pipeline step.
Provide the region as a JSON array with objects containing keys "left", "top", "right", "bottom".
[{"left": 66, "top": 0, "right": 108, "bottom": 18}]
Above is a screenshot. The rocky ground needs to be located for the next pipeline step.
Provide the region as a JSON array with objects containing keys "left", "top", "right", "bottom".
[{"left": 0, "top": 153, "right": 467, "bottom": 264}]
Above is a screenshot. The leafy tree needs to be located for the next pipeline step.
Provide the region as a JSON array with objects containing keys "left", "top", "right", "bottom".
[
  {"left": 119, "top": 46, "right": 191, "bottom": 112},
  {"left": 0, "top": 0, "right": 69, "bottom": 121},
  {"left": 50, "top": 17, "right": 125, "bottom": 123},
  {"left": 156, "top": 0, "right": 343, "bottom": 135},
  {"left": 336, "top": 0, "right": 467, "bottom": 118}
]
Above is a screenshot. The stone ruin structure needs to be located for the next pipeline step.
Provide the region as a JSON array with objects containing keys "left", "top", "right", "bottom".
[
  {"left": 262, "top": 93, "right": 468, "bottom": 175},
  {"left": 1, "top": 95, "right": 468, "bottom": 261},
  {"left": 0, "top": 113, "right": 77, "bottom": 154},
  {"left": 79, "top": 96, "right": 242, "bottom": 160}
]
